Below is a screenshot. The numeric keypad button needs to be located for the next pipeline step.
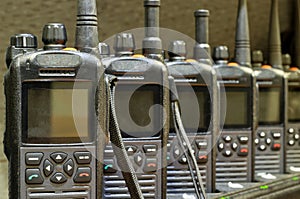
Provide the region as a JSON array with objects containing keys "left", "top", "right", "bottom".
[
  {"left": 223, "top": 136, "right": 232, "bottom": 142},
  {"left": 288, "top": 128, "right": 295, "bottom": 134},
  {"left": 266, "top": 138, "right": 272, "bottom": 145},
  {"left": 218, "top": 142, "right": 225, "bottom": 152},
  {"left": 125, "top": 146, "right": 138, "bottom": 155},
  {"left": 51, "top": 152, "right": 67, "bottom": 164},
  {"left": 51, "top": 173, "right": 67, "bottom": 184},
  {"left": 238, "top": 136, "right": 249, "bottom": 144},
  {"left": 43, "top": 159, "right": 54, "bottom": 177},
  {"left": 134, "top": 153, "right": 144, "bottom": 166},
  {"left": 196, "top": 140, "right": 208, "bottom": 149},
  {"left": 259, "top": 131, "right": 266, "bottom": 138},
  {"left": 255, "top": 138, "right": 260, "bottom": 145},
  {"left": 223, "top": 150, "right": 232, "bottom": 157},
  {"left": 74, "top": 167, "right": 91, "bottom": 183},
  {"left": 197, "top": 152, "right": 208, "bottom": 163},
  {"left": 144, "top": 158, "right": 157, "bottom": 172},
  {"left": 232, "top": 142, "right": 238, "bottom": 151},
  {"left": 64, "top": 159, "right": 75, "bottom": 176},
  {"left": 238, "top": 148, "right": 248, "bottom": 156},
  {"left": 259, "top": 145, "right": 266, "bottom": 151},
  {"left": 25, "top": 169, "right": 44, "bottom": 184},
  {"left": 26, "top": 153, "right": 44, "bottom": 166},
  {"left": 74, "top": 152, "right": 92, "bottom": 164},
  {"left": 288, "top": 140, "right": 295, "bottom": 146},
  {"left": 143, "top": 145, "right": 157, "bottom": 155}
]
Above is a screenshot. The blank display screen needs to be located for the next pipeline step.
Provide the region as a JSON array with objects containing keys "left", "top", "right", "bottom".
[
  {"left": 259, "top": 87, "right": 282, "bottom": 124},
  {"left": 115, "top": 84, "right": 162, "bottom": 138},
  {"left": 288, "top": 87, "right": 300, "bottom": 122},
  {"left": 221, "top": 89, "right": 249, "bottom": 127},
  {"left": 174, "top": 86, "right": 211, "bottom": 132},
  {"left": 24, "top": 82, "right": 92, "bottom": 143}
]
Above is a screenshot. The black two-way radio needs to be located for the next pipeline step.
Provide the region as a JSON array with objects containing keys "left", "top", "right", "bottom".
[
  {"left": 166, "top": 9, "right": 217, "bottom": 194},
  {"left": 3, "top": 0, "right": 106, "bottom": 198},
  {"left": 284, "top": 0, "right": 300, "bottom": 174},
  {"left": 214, "top": 0, "right": 257, "bottom": 183},
  {"left": 252, "top": 0, "right": 287, "bottom": 175},
  {"left": 282, "top": 53, "right": 300, "bottom": 173},
  {"left": 101, "top": 1, "right": 169, "bottom": 198}
]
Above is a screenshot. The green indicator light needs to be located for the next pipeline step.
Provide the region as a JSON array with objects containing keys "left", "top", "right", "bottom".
[
  {"left": 220, "top": 197, "right": 230, "bottom": 199},
  {"left": 260, "top": 185, "right": 269, "bottom": 190},
  {"left": 292, "top": 176, "right": 299, "bottom": 181}
]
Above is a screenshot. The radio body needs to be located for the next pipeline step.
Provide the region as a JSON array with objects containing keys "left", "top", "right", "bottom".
[
  {"left": 165, "top": 41, "right": 217, "bottom": 194},
  {"left": 213, "top": 51, "right": 257, "bottom": 183},
  {"left": 4, "top": 31, "right": 105, "bottom": 199},
  {"left": 102, "top": 48, "right": 169, "bottom": 198},
  {"left": 285, "top": 68, "right": 300, "bottom": 173},
  {"left": 253, "top": 67, "right": 287, "bottom": 175}
]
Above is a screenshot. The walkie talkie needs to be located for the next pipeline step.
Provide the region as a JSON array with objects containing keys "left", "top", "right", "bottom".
[
  {"left": 284, "top": 0, "right": 300, "bottom": 174},
  {"left": 166, "top": 9, "right": 217, "bottom": 194},
  {"left": 252, "top": 0, "right": 287, "bottom": 176},
  {"left": 102, "top": 1, "right": 169, "bottom": 198},
  {"left": 3, "top": 0, "right": 106, "bottom": 199},
  {"left": 252, "top": 51, "right": 286, "bottom": 175},
  {"left": 214, "top": 0, "right": 257, "bottom": 183}
]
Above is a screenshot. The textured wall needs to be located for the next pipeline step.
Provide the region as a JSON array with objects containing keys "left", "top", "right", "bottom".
[{"left": 0, "top": 0, "right": 296, "bottom": 197}]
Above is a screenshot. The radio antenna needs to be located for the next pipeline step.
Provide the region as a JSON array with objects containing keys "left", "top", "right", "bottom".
[
  {"left": 234, "top": 0, "right": 251, "bottom": 67},
  {"left": 294, "top": 0, "right": 300, "bottom": 66},
  {"left": 194, "top": 9, "right": 212, "bottom": 65},
  {"left": 268, "top": 0, "right": 283, "bottom": 69},
  {"left": 143, "top": 0, "right": 163, "bottom": 60},
  {"left": 75, "top": 0, "right": 99, "bottom": 52}
]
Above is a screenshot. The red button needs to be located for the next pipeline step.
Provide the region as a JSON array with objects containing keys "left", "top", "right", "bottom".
[
  {"left": 240, "top": 148, "right": 248, "bottom": 153},
  {"left": 272, "top": 143, "right": 281, "bottom": 151},
  {"left": 199, "top": 155, "right": 207, "bottom": 160},
  {"left": 238, "top": 148, "right": 248, "bottom": 156}
]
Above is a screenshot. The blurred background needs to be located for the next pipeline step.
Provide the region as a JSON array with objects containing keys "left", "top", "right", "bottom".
[{"left": 0, "top": 0, "right": 295, "bottom": 197}]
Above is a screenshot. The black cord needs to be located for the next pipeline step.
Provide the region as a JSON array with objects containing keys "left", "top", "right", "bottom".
[
  {"left": 172, "top": 100, "right": 207, "bottom": 199},
  {"left": 106, "top": 75, "right": 144, "bottom": 199}
]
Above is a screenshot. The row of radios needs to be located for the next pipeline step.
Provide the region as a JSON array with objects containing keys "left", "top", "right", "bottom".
[{"left": 3, "top": 0, "right": 300, "bottom": 198}]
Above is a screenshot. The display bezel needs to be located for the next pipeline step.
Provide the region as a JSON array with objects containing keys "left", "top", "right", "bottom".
[
  {"left": 22, "top": 81, "right": 94, "bottom": 144},
  {"left": 288, "top": 86, "right": 300, "bottom": 123},
  {"left": 258, "top": 86, "right": 284, "bottom": 125},
  {"left": 221, "top": 87, "right": 251, "bottom": 129},
  {"left": 170, "top": 85, "right": 211, "bottom": 133},
  {"left": 115, "top": 83, "right": 163, "bottom": 139}
]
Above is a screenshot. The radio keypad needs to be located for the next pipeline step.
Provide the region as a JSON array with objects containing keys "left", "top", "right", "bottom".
[
  {"left": 24, "top": 151, "right": 93, "bottom": 185},
  {"left": 287, "top": 128, "right": 300, "bottom": 148},
  {"left": 256, "top": 130, "right": 282, "bottom": 151},
  {"left": 218, "top": 135, "right": 249, "bottom": 157},
  {"left": 104, "top": 144, "right": 159, "bottom": 173}
]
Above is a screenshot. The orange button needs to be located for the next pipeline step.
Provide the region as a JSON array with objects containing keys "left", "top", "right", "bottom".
[
  {"left": 228, "top": 62, "right": 238, "bottom": 67},
  {"left": 261, "top": 65, "right": 272, "bottom": 69}
]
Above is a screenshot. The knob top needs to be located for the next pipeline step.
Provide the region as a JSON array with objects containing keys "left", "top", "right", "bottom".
[
  {"left": 194, "top": 9, "right": 210, "bottom": 17},
  {"left": 114, "top": 33, "right": 135, "bottom": 56},
  {"left": 168, "top": 40, "right": 187, "bottom": 59},
  {"left": 42, "top": 23, "right": 67, "bottom": 49},
  {"left": 282, "top": 53, "right": 291, "bottom": 66},
  {"left": 10, "top": 34, "right": 37, "bottom": 48},
  {"left": 252, "top": 50, "right": 264, "bottom": 63},
  {"left": 213, "top": 46, "right": 230, "bottom": 61},
  {"left": 98, "top": 42, "right": 110, "bottom": 57}
]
